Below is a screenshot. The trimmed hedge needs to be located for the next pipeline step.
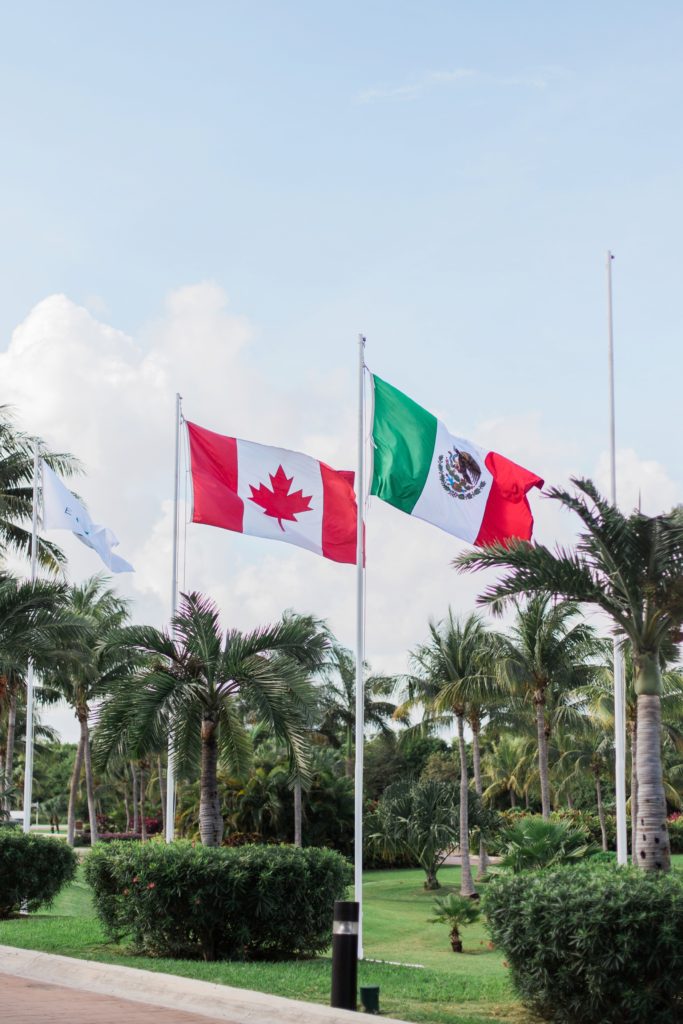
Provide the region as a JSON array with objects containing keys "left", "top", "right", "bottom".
[
  {"left": 0, "top": 829, "right": 77, "bottom": 917},
  {"left": 85, "top": 841, "right": 351, "bottom": 961},
  {"left": 484, "top": 862, "right": 683, "bottom": 1024}
]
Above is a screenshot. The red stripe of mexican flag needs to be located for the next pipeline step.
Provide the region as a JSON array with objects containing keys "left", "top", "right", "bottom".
[
  {"left": 370, "top": 375, "right": 543, "bottom": 546},
  {"left": 187, "top": 421, "right": 358, "bottom": 564}
]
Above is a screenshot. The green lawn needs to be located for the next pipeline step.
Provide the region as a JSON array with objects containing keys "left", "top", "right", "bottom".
[{"left": 0, "top": 864, "right": 525, "bottom": 1024}]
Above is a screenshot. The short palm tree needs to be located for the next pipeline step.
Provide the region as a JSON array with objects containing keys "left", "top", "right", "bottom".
[
  {"left": 481, "top": 734, "right": 528, "bottom": 808},
  {"left": 95, "top": 592, "right": 329, "bottom": 846},
  {"left": 429, "top": 892, "right": 482, "bottom": 953},
  {"left": 457, "top": 478, "right": 683, "bottom": 871}
]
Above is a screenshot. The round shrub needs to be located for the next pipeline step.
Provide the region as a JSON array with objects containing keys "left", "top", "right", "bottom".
[
  {"left": 84, "top": 841, "right": 351, "bottom": 961},
  {"left": 0, "top": 830, "right": 77, "bottom": 917},
  {"left": 484, "top": 862, "right": 683, "bottom": 1024}
]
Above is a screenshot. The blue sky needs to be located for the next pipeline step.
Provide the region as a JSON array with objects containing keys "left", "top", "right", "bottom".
[
  {"left": 1, "top": 3, "right": 682, "bottom": 738},
  {"left": 1, "top": 3, "right": 682, "bottom": 467}
]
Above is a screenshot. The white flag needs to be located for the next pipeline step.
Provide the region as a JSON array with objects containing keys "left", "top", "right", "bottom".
[{"left": 41, "top": 462, "right": 134, "bottom": 574}]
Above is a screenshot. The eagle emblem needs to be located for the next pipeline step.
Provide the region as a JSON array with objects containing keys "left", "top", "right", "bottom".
[{"left": 438, "top": 448, "right": 486, "bottom": 501}]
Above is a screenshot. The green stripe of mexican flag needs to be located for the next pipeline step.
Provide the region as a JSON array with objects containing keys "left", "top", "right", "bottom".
[{"left": 370, "top": 374, "right": 543, "bottom": 547}]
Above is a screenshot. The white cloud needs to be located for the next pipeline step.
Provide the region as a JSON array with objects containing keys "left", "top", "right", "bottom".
[
  {"left": 356, "top": 68, "right": 547, "bottom": 104},
  {"left": 594, "top": 449, "right": 682, "bottom": 515}
]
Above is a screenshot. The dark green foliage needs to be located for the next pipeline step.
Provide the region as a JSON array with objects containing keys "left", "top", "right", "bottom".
[
  {"left": 491, "top": 816, "right": 598, "bottom": 872},
  {"left": 0, "top": 830, "right": 77, "bottom": 917},
  {"left": 498, "top": 808, "right": 619, "bottom": 850},
  {"left": 366, "top": 778, "right": 497, "bottom": 888},
  {"left": 484, "top": 862, "right": 683, "bottom": 1023},
  {"left": 667, "top": 815, "right": 683, "bottom": 853},
  {"left": 84, "top": 840, "right": 351, "bottom": 960}
]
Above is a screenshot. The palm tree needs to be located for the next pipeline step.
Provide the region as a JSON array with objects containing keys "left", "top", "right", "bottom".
[
  {"left": 95, "top": 592, "right": 329, "bottom": 846},
  {"left": 554, "top": 723, "right": 613, "bottom": 850},
  {"left": 588, "top": 653, "right": 683, "bottom": 861},
  {"left": 410, "top": 612, "right": 496, "bottom": 897},
  {"left": 456, "top": 478, "right": 683, "bottom": 871},
  {"left": 0, "top": 407, "right": 78, "bottom": 569},
  {"left": 41, "top": 575, "right": 133, "bottom": 844},
  {"left": 481, "top": 734, "right": 528, "bottom": 808},
  {"left": 0, "top": 573, "right": 76, "bottom": 808},
  {"left": 493, "top": 596, "right": 599, "bottom": 820},
  {"left": 316, "top": 644, "right": 398, "bottom": 777}
]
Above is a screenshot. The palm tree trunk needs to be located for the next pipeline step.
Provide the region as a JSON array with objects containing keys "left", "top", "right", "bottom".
[
  {"left": 635, "top": 692, "right": 670, "bottom": 871},
  {"left": 3, "top": 689, "right": 17, "bottom": 811},
  {"left": 534, "top": 691, "right": 551, "bottom": 820},
  {"left": 157, "top": 756, "right": 166, "bottom": 834},
  {"left": 67, "top": 735, "right": 85, "bottom": 846},
  {"left": 294, "top": 777, "right": 302, "bottom": 847},
  {"left": 124, "top": 790, "right": 130, "bottom": 832},
  {"left": 509, "top": 787, "right": 516, "bottom": 808},
  {"left": 139, "top": 761, "right": 147, "bottom": 841},
  {"left": 131, "top": 762, "right": 139, "bottom": 833},
  {"left": 629, "top": 720, "right": 638, "bottom": 864},
  {"left": 199, "top": 718, "right": 223, "bottom": 846},
  {"left": 471, "top": 721, "right": 489, "bottom": 879},
  {"left": 595, "top": 771, "right": 608, "bottom": 851},
  {"left": 456, "top": 712, "right": 476, "bottom": 898},
  {"left": 79, "top": 713, "right": 98, "bottom": 844}
]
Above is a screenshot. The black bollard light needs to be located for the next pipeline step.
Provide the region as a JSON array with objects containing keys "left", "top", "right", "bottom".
[{"left": 331, "top": 900, "right": 359, "bottom": 1011}]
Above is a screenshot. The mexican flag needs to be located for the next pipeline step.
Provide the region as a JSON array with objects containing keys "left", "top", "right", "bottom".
[
  {"left": 187, "top": 421, "right": 358, "bottom": 564},
  {"left": 370, "top": 375, "right": 543, "bottom": 546}
]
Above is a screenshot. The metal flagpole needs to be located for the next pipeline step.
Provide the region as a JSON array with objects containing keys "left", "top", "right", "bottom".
[
  {"left": 165, "top": 392, "right": 182, "bottom": 842},
  {"left": 22, "top": 444, "right": 40, "bottom": 834},
  {"left": 607, "top": 251, "right": 628, "bottom": 866},
  {"left": 354, "top": 335, "right": 366, "bottom": 959}
]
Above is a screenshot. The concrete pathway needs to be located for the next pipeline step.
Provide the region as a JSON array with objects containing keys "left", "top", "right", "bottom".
[
  {"left": 1, "top": 974, "right": 239, "bottom": 1024},
  {"left": 0, "top": 946, "right": 411, "bottom": 1024}
]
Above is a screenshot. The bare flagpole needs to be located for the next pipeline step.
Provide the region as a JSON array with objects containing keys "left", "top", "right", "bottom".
[
  {"left": 22, "top": 444, "right": 40, "bottom": 834},
  {"left": 165, "top": 392, "right": 182, "bottom": 842},
  {"left": 607, "top": 251, "right": 628, "bottom": 866},
  {"left": 354, "top": 335, "right": 366, "bottom": 959}
]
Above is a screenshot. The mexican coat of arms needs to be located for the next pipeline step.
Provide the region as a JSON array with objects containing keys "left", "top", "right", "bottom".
[{"left": 438, "top": 447, "right": 486, "bottom": 501}]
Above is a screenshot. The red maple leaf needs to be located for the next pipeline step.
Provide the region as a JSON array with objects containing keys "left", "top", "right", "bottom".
[{"left": 249, "top": 465, "right": 313, "bottom": 530}]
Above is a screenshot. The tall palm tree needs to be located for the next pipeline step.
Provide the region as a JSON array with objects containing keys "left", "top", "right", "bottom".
[
  {"left": 0, "top": 407, "right": 78, "bottom": 569},
  {"left": 494, "top": 596, "right": 599, "bottom": 819},
  {"left": 588, "top": 653, "right": 683, "bottom": 861},
  {"left": 0, "top": 573, "right": 76, "bottom": 808},
  {"left": 316, "top": 644, "right": 398, "bottom": 777},
  {"left": 410, "top": 612, "right": 496, "bottom": 897},
  {"left": 95, "top": 592, "right": 329, "bottom": 846},
  {"left": 553, "top": 722, "right": 613, "bottom": 849},
  {"left": 41, "top": 575, "right": 133, "bottom": 844},
  {"left": 456, "top": 478, "right": 683, "bottom": 871}
]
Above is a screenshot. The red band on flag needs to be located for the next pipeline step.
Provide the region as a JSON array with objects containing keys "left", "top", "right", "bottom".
[
  {"left": 474, "top": 452, "right": 544, "bottom": 547},
  {"left": 187, "top": 421, "right": 244, "bottom": 532},
  {"left": 320, "top": 465, "right": 358, "bottom": 564}
]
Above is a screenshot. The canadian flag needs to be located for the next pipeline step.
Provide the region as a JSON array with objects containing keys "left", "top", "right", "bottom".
[{"left": 187, "top": 421, "right": 358, "bottom": 564}]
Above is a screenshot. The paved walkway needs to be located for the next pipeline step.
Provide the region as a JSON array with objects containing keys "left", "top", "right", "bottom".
[{"left": 0, "top": 974, "right": 239, "bottom": 1024}]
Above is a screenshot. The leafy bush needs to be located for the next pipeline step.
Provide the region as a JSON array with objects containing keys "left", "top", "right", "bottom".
[
  {"left": 85, "top": 840, "right": 351, "bottom": 960},
  {"left": 484, "top": 862, "right": 683, "bottom": 1023},
  {"left": 490, "top": 816, "right": 598, "bottom": 872},
  {"left": 666, "top": 814, "right": 683, "bottom": 853},
  {"left": 498, "top": 808, "right": 619, "bottom": 849},
  {"left": 0, "top": 831, "right": 77, "bottom": 917}
]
